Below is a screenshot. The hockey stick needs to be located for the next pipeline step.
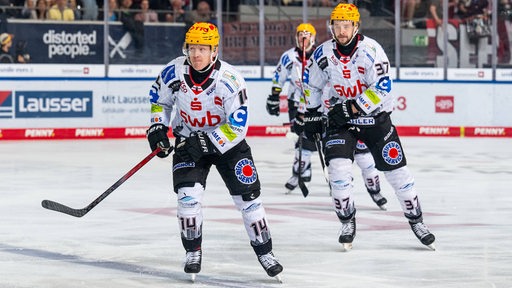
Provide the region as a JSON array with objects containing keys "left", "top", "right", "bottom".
[
  {"left": 297, "top": 133, "right": 308, "bottom": 197},
  {"left": 314, "top": 133, "right": 331, "bottom": 195},
  {"left": 41, "top": 146, "right": 167, "bottom": 217},
  {"left": 296, "top": 36, "right": 309, "bottom": 198}
]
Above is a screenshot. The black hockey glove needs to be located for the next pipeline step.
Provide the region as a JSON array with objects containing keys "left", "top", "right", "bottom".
[
  {"left": 146, "top": 123, "right": 171, "bottom": 158},
  {"left": 292, "top": 113, "right": 305, "bottom": 136},
  {"left": 303, "top": 107, "right": 323, "bottom": 140},
  {"left": 328, "top": 99, "right": 358, "bottom": 127},
  {"left": 175, "top": 131, "right": 216, "bottom": 162},
  {"left": 266, "top": 87, "right": 282, "bottom": 116}
]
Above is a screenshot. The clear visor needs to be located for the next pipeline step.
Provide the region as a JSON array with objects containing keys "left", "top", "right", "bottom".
[{"left": 297, "top": 31, "right": 312, "bottom": 38}]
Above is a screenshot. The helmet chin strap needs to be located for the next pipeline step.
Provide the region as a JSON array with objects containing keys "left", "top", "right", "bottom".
[
  {"left": 185, "top": 47, "right": 218, "bottom": 72},
  {"left": 341, "top": 27, "right": 359, "bottom": 47},
  {"left": 330, "top": 22, "right": 359, "bottom": 47}
]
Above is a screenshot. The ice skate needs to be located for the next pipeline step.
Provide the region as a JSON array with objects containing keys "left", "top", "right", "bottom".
[
  {"left": 285, "top": 175, "right": 298, "bottom": 194},
  {"left": 368, "top": 190, "right": 388, "bottom": 211},
  {"left": 284, "top": 168, "right": 311, "bottom": 194},
  {"left": 184, "top": 250, "right": 202, "bottom": 282},
  {"left": 409, "top": 221, "right": 436, "bottom": 251},
  {"left": 338, "top": 217, "right": 356, "bottom": 251},
  {"left": 257, "top": 252, "right": 283, "bottom": 283}
]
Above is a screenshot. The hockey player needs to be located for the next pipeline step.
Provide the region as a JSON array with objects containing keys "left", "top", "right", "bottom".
[
  {"left": 300, "top": 3, "right": 436, "bottom": 251},
  {"left": 146, "top": 22, "right": 283, "bottom": 282},
  {"left": 266, "top": 23, "right": 318, "bottom": 193},
  {"left": 267, "top": 23, "right": 388, "bottom": 210}
]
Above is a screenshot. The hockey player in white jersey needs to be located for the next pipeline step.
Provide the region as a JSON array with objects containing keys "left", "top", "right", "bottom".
[
  {"left": 266, "top": 23, "right": 318, "bottom": 192},
  {"left": 267, "top": 23, "right": 388, "bottom": 209},
  {"left": 300, "top": 3, "right": 436, "bottom": 251},
  {"left": 145, "top": 22, "right": 283, "bottom": 282}
]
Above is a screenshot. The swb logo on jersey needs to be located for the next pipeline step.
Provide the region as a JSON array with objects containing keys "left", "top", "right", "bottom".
[
  {"left": 382, "top": 141, "right": 403, "bottom": 165},
  {"left": 235, "top": 158, "right": 257, "bottom": 184}
]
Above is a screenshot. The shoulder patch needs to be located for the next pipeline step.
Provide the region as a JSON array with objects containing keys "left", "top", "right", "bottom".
[
  {"left": 281, "top": 54, "right": 291, "bottom": 67},
  {"left": 318, "top": 57, "right": 328, "bottom": 70},
  {"left": 313, "top": 46, "right": 324, "bottom": 61},
  {"left": 161, "top": 65, "right": 176, "bottom": 84},
  {"left": 169, "top": 80, "right": 181, "bottom": 92},
  {"left": 222, "top": 70, "right": 241, "bottom": 90}
]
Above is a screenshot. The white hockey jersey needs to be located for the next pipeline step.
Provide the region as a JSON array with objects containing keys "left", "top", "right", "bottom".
[
  {"left": 305, "top": 35, "right": 394, "bottom": 116},
  {"left": 272, "top": 47, "right": 307, "bottom": 103},
  {"left": 149, "top": 56, "right": 249, "bottom": 155}
]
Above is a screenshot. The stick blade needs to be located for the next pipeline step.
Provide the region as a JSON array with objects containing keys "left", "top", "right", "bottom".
[
  {"left": 41, "top": 200, "right": 87, "bottom": 218},
  {"left": 298, "top": 180, "right": 309, "bottom": 197}
]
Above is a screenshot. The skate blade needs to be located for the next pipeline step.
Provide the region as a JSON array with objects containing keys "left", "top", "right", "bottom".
[
  {"left": 190, "top": 273, "right": 197, "bottom": 282},
  {"left": 285, "top": 189, "right": 293, "bottom": 195},
  {"left": 426, "top": 243, "right": 436, "bottom": 251},
  {"left": 378, "top": 204, "right": 387, "bottom": 211},
  {"left": 274, "top": 275, "right": 283, "bottom": 283},
  {"left": 341, "top": 243, "right": 353, "bottom": 252}
]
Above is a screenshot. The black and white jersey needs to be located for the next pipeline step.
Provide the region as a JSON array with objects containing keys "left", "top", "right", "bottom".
[
  {"left": 149, "top": 56, "right": 249, "bottom": 155},
  {"left": 305, "top": 35, "right": 394, "bottom": 116}
]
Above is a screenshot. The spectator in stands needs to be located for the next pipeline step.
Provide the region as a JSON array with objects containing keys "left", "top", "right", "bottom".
[
  {"left": 429, "top": 0, "right": 446, "bottom": 27},
  {"left": 119, "top": 0, "right": 144, "bottom": 52},
  {"left": 47, "top": 0, "right": 75, "bottom": 20},
  {"left": 402, "top": 0, "right": 420, "bottom": 28},
  {"left": 184, "top": 0, "right": 212, "bottom": 26},
  {"left": 135, "top": 0, "right": 157, "bottom": 22},
  {"left": 307, "top": 0, "right": 333, "bottom": 6},
  {"left": 35, "top": 0, "right": 47, "bottom": 19},
  {"left": 168, "top": 0, "right": 185, "bottom": 22},
  {"left": 21, "top": 0, "right": 38, "bottom": 19},
  {"left": 108, "top": 0, "right": 119, "bottom": 21},
  {"left": 457, "top": 0, "right": 490, "bottom": 40},
  {"left": 457, "top": 0, "right": 488, "bottom": 19},
  {"left": 0, "top": 33, "right": 14, "bottom": 63},
  {"left": 498, "top": 0, "right": 511, "bottom": 63},
  {"left": 80, "top": 0, "right": 98, "bottom": 20},
  {"left": 69, "top": 0, "right": 82, "bottom": 19}
]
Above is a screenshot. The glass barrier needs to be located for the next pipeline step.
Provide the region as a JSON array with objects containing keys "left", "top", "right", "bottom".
[{"left": 0, "top": 1, "right": 511, "bottom": 80}]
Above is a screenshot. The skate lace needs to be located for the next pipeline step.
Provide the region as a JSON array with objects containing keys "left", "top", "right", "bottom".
[
  {"left": 258, "top": 252, "right": 279, "bottom": 269},
  {"left": 340, "top": 220, "right": 355, "bottom": 236},
  {"left": 412, "top": 222, "right": 430, "bottom": 238},
  {"left": 186, "top": 250, "right": 201, "bottom": 265}
]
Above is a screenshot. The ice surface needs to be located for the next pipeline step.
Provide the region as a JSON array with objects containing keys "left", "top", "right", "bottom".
[{"left": 1, "top": 137, "right": 511, "bottom": 288}]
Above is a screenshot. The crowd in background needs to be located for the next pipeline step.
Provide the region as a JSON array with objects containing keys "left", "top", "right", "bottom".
[
  {"left": 1, "top": 0, "right": 512, "bottom": 66},
  {"left": 0, "top": 0, "right": 219, "bottom": 24},
  {"left": 1, "top": 0, "right": 511, "bottom": 26}
]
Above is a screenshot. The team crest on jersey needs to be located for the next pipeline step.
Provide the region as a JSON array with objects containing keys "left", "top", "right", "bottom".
[
  {"left": 376, "top": 76, "right": 392, "bottom": 92},
  {"left": 229, "top": 106, "right": 248, "bottom": 127},
  {"left": 382, "top": 141, "right": 403, "bottom": 165},
  {"left": 235, "top": 158, "right": 257, "bottom": 184}
]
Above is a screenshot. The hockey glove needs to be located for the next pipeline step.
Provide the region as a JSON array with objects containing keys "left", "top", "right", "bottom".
[
  {"left": 266, "top": 87, "right": 282, "bottom": 116},
  {"left": 175, "top": 131, "right": 216, "bottom": 162},
  {"left": 303, "top": 107, "right": 323, "bottom": 140},
  {"left": 328, "top": 99, "right": 358, "bottom": 127},
  {"left": 146, "top": 124, "right": 171, "bottom": 158},
  {"left": 292, "top": 113, "right": 305, "bottom": 136}
]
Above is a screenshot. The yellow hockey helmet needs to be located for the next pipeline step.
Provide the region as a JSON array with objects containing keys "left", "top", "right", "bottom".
[
  {"left": 295, "top": 23, "right": 316, "bottom": 51},
  {"left": 184, "top": 22, "right": 220, "bottom": 50},
  {"left": 330, "top": 3, "right": 360, "bottom": 24},
  {"left": 296, "top": 23, "right": 317, "bottom": 36}
]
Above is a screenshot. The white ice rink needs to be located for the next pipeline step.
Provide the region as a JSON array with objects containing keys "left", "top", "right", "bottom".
[{"left": 1, "top": 136, "right": 511, "bottom": 288}]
